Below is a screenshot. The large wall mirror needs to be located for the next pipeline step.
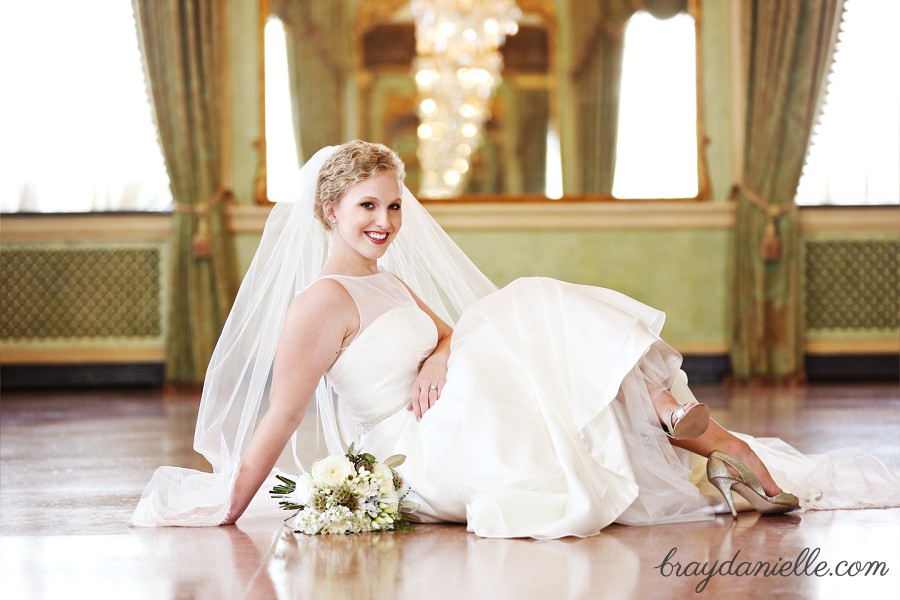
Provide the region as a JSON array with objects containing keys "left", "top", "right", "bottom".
[{"left": 258, "top": 0, "right": 708, "bottom": 202}]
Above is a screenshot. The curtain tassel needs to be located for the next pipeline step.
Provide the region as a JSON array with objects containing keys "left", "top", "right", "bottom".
[
  {"left": 174, "top": 188, "right": 232, "bottom": 259},
  {"left": 192, "top": 218, "right": 212, "bottom": 258},
  {"left": 761, "top": 208, "right": 782, "bottom": 261},
  {"left": 739, "top": 186, "right": 794, "bottom": 263}
]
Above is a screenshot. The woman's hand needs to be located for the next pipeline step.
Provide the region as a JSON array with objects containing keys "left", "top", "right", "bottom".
[
  {"left": 409, "top": 355, "right": 447, "bottom": 420},
  {"left": 392, "top": 273, "right": 454, "bottom": 421}
]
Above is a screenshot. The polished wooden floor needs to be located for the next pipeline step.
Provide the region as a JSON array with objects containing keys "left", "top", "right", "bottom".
[{"left": 2, "top": 382, "right": 899, "bottom": 599}]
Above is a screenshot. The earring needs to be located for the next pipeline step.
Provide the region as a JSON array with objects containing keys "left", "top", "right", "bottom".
[{"left": 331, "top": 218, "right": 337, "bottom": 225}]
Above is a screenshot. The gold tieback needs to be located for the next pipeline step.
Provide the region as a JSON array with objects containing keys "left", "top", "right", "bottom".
[
  {"left": 732, "top": 185, "right": 794, "bottom": 262},
  {"left": 173, "top": 187, "right": 233, "bottom": 258}
]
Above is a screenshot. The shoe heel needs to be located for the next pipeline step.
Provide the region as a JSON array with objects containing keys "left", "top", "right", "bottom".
[
  {"left": 709, "top": 476, "right": 738, "bottom": 518},
  {"left": 663, "top": 402, "right": 710, "bottom": 440}
]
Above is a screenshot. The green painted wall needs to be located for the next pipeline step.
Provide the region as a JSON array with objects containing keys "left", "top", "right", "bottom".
[{"left": 446, "top": 229, "right": 731, "bottom": 345}]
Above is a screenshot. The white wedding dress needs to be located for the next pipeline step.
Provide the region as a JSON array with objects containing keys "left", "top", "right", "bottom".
[
  {"left": 131, "top": 144, "right": 899, "bottom": 537},
  {"left": 313, "top": 270, "right": 900, "bottom": 538}
]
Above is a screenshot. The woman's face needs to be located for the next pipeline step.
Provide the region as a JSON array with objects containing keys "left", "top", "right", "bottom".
[{"left": 325, "top": 171, "right": 403, "bottom": 261}]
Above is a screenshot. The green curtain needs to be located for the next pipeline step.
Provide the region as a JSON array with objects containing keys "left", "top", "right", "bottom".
[
  {"left": 271, "top": 0, "right": 348, "bottom": 160},
  {"left": 568, "top": 0, "right": 687, "bottom": 194},
  {"left": 569, "top": 0, "right": 629, "bottom": 194},
  {"left": 133, "top": 0, "right": 239, "bottom": 383},
  {"left": 517, "top": 88, "right": 549, "bottom": 194},
  {"left": 730, "top": 0, "right": 844, "bottom": 379}
]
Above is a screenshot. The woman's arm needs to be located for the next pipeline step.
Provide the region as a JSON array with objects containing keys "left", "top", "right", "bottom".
[
  {"left": 395, "top": 278, "right": 454, "bottom": 420},
  {"left": 223, "top": 280, "right": 355, "bottom": 524}
]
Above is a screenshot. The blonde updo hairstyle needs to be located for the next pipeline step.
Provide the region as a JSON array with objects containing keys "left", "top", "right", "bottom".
[{"left": 315, "top": 140, "right": 406, "bottom": 229}]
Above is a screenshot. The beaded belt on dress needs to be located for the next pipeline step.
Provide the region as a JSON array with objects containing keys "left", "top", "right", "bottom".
[{"left": 354, "top": 399, "right": 410, "bottom": 437}]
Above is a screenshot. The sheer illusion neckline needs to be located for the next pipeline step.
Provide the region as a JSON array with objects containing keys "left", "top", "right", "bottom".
[
  {"left": 319, "top": 268, "right": 420, "bottom": 361},
  {"left": 318, "top": 267, "right": 385, "bottom": 280}
]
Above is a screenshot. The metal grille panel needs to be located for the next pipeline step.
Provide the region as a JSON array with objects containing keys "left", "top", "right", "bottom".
[
  {"left": 805, "top": 240, "right": 899, "bottom": 331},
  {"left": 1, "top": 247, "right": 163, "bottom": 341}
]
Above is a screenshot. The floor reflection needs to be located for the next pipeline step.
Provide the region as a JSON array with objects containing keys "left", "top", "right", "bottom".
[{"left": 261, "top": 524, "right": 639, "bottom": 600}]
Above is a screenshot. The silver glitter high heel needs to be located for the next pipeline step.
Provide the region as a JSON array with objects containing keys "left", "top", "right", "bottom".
[{"left": 706, "top": 450, "right": 800, "bottom": 517}]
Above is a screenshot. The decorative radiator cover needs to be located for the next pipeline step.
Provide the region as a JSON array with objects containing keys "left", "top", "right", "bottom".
[
  {"left": 804, "top": 239, "right": 899, "bottom": 334},
  {"left": 1, "top": 245, "right": 166, "bottom": 363}
]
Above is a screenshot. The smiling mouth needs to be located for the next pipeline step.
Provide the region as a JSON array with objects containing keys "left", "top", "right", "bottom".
[{"left": 366, "top": 231, "right": 389, "bottom": 242}]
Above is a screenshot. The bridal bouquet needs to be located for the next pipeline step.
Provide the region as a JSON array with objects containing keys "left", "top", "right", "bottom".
[{"left": 270, "top": 444, "right": 416, "bottom": 534}]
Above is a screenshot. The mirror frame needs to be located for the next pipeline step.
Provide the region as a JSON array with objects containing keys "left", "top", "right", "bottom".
[{"left": 254, "top": 0, "right": 710, "bottom": 205}]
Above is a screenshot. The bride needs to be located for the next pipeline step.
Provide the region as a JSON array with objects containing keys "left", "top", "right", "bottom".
[{"left": 131, "top": 141, "right": 899, "bottom": 538}]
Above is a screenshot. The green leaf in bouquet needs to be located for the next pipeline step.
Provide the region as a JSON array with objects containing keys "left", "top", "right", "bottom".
[
  {"left": 360, "top": 453, "right": 377, "bottom": 463},
  {"left": 275, "top": 474, "right": 297, "bottom": 487},
  {"left": 269, "top": 475, "right": 297, "bottom": 499},
  {"left": 383, "top": 454, "right": 406, "bottom": 468}
]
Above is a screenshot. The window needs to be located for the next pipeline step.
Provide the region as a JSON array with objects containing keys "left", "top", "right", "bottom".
[
  {"left": 545, "top": 127, "right": 563, "bottom": 199},
  {"left": 265, "top": 17, "right": 301, "bottom": 204},
  {"left": 0, "top": 1, "right": 171, "bottom": 213},
  {"left": 795, "top": 0, "right": 899, "bottom": 206},
  {"left": 612, "top": 11, "right": 698, "bottom": 199}
]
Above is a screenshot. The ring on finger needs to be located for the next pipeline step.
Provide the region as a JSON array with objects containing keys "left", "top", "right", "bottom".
[{"left": 429, "top": 384, "right": 438, "bottom": 391}]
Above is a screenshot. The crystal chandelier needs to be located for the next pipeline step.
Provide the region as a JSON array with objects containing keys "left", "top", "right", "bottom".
[{"left": 411, "top": 0, "right": 521, "bottom": 197}]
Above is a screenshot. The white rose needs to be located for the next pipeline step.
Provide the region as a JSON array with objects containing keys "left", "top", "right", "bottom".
[
  {"left": 287, "top": 472, "right": 314, "bottom": 506},
  {"left": 311, "top": 455, "right": 354, "bottom": 487},
  {"left": 372, "top": 463, "right": 395, "bottom": 495}
]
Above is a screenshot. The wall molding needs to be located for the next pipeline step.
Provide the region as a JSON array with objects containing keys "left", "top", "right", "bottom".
[
  {"left": 26, "top": 331, "right": 889, "bottom": 363},
  {"left": 804, "top": 338, "right": 900, "bottom": 355},
  {"left": 1, "top": 214, "right": 172, "bottom": 243},
  {"left": 0, "top": 343, "right": 166, "bottom": 365},
  {"left": 6, "top": 338, "right": 893, "bottom": 364},
  {"left": 229, "top": 205, "right": 272, "bottom": 233},
  {"left": 230, "top": 201, "right": 736, "bottom": 232},
  {"left": 799, "top": 206, "right": 900, "bottom": 234},
  {"left": 672, "top": 341, "right": 729, "bottom": 354}
]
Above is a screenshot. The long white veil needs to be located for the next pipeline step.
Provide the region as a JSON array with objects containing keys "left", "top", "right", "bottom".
[{"left": 131, "top": 145, "right": 496, "bottom": 527}]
